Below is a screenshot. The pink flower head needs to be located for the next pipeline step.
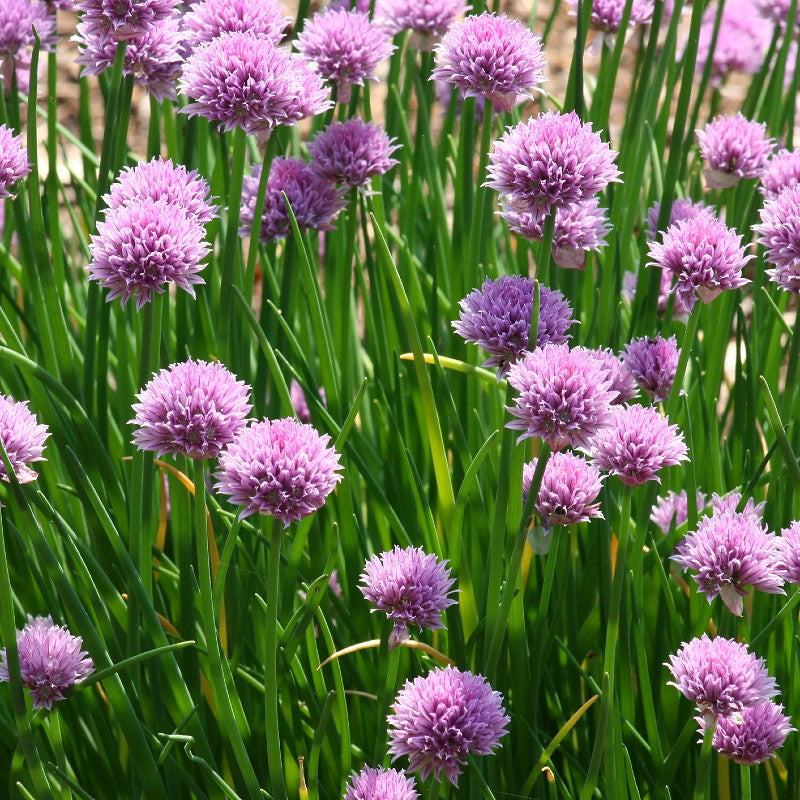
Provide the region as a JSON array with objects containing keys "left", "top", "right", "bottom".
[
  {"left": 431, "top": 12, "right": 546, "bottom": 113},
  {"left": 388, "top": 666, "right": 509, "bottom": 784},
  {"left": 0, "top": 123, "right": 29, "bottom": 199},
  {"left": 701, "top": 700, "right": 795, "bottom": 765},
  {"left": 566, "top": 0, "right": 654, "bottom": 35},
  {"left": 75, "top": 0, "right": 178, "bottom": 41},
  {"left": 777, "top": 521, "right": 800, "bottom": 584},
  {"left": 672, "top": 510, "right": 784, "bottom": 616},
  {"left": 130, "top": 359, "right": 252, "bottom": 459},
  {"left": 486, "top": 111, "right": 621, "bottom": 215},
  {"left": 666, "top": 634, "right": 778, "bottom": 716},
  {"left": 506, "top": 343, "right": 616, "bottom": 451},
  {"left": 0, "top": 395, "right": 49, "bottom": 483},
  {"left": 757, "top": 0, "right": 799, "bottom": 29},
  {"left": 650, "top": 489, "right": 707, "bottom": 534},
  {"left": 647, "top": 216, "right": 752, "bottom": 310},
  {"left": 523, "top": 451, "right": 603, "bottom": 528},
  {"left": 753, "top": 185, "right": 800, "bottom": 293},
  {"left": 710, "top": 491, "right": 765, "bottom": 521},
  {"left": 500, "top": 197, "right": 612, "bottom": 270},
  {"left": 105, "top": 157, "right": 217, "bottom": 222},
  {"left": 179, "top": 32, "right": 332, "bottom": 141},
  {"left": 375, "top": 0, "right": 467, "bottom": 49},
  {"left": 589, "top": 404, "right": 688, "bottom": 486},
  {"left": 344, "top": 766, "right": 419, "bottom": 800},
  {"left": 453, "top": 276, "right": 576, "bottom": 378},
  {"left": 309, "top": 118, "right": 400, "bottom": 188},
  {"left": 580, "top": 347, "right": 639, "bottom": 404},
  {"left": 296, "top": 10, "right": 395, "bottom": 103},
  {"left": 622, "top": 333, "right": 679, "bottom": 403},
  {"left": 215, "top": 417, "right": 343, "bottom": 524},
  {"left": 645, "top": 197, "right": 716, "bottom": 241},
  {"left": 87, "top": 199, "right": 210, "bottom": 309},
  {"left": 240, "top": 159, "right": 346, "bottom": 244},
  {"left": 0, "top": 617, "right": 94, "bottom": 710},
  {"left": 696, "top": 114, "right": 774, "bottom": 189},
  {"left": 0, "top": 0, "right": 56, "bottom": 59},
  {"left": 359, "top": 545, "right": 456, "bottom": 646},
  {"left": 183, "top": 0, "right": 290, "bottom": 50},
  {"left": 760, "top": 149, "right": 800, "bottom": 201}
]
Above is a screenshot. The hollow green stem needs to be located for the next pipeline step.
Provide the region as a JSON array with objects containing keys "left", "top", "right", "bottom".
[{"left": 693, "top": 717, "right": 715, "bottom": 800}]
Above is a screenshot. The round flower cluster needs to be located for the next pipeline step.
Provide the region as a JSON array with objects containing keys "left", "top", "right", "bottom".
[
  {"left": 760, "top": 149, "right": 800, "bottom": 200},
  {"left": 0, "top": 0, "right": 57, "bottom": 92},
  {"left": 375, "top": 0, "right": 467, "bottom": 50},
  {"left": 777, "top": 521, "right": 800, "bottom": 583},
  {"left": 182, "top": 0, "right": 290, "bottom": 50},
  {"left": 622, "top": 333, "right": 679, "bottom": 403},
  {"left": 650, "top": 489, "right": 707, "bottom": 535},
  {"left": 754, "top": 185, "right": 800, "bottom": 293},
  {"left": 645, "top": 198, "right": 716, "bottom": 241},
  {"left": 0, "top": 123, "right": 29, "bottom": 199},
  {"left": 581, "top": 347, "right": 638, "bottom": 404},
  {"left": 343, "top": 766, "right": 418, "bottom": 800},
  {"left": 0, "top": 394, "right": 49, "bottom": 484},
  {"left": 566, "top": 0, "right": 654, "bottom": 36},
  {"left": 75, "top": 0, "right": 178, "bottom": 42}
]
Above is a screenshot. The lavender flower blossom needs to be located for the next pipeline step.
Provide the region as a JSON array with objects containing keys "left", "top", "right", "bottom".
[
  {"left": 702, "top": 700, "right": 795, "bottom": 765},
  {"left": 431, "top": 13, "right": 545, "bottom": 114},
  {"left": 647, "top": 216, "right": 752, "bottom": 310},
  {"left": 506, "top": 343, "right": 616, "bottom": 450},
  {"left": 375, "top": 0, "right": 467, "bottom": 50},
  {"left": 650, "top": 489, "right": 707, "bottom": 535},
  {"left": 344, "top": 766, "right": 419, "bottom": 800},
  {"left": 622, "top": 268, "right": 694, "bottom": 321},
  {"left": 452, "top": 276, "right": 576, "bottom": 378},
  {"left": 757, "top": 0, "right": 799, "bottom": 29},
  {"left": 0, "top": 395, "right": 49, "bottom": 483},
  {"left": 580, "top": 347, "right": 639, "bottom": 404},
  {"left": 359, "top": 545, "right": 456, "bottom": 646},
  {"left": 666, "top": 634, "right": 778, "bottom": 717},
  {"left": 296, "top": 10, "right": 395, "bottom": 103},
  {"left": 622, "top": 334, "right": 679, "bottom": 403},
  {"left": 486, "top": 111, "right": 621, "bottom": 214},
  {"left": 711, "top": 491, "right": 765, "bottom": 521},
  {"left": 215, "top": 417, "right": 343, "bottom": 524},
  {"left": 500, "top": 197, "right": 612, "bottom": 270},
  {"left": 388, "top": 666, "right": 509, "bottom": 784},
  {"left": 105, "top": 158, "right": 217, "bottom": 223},
  {"left": 566, "top": 0, "right": 654, "bottom": 35},
  {"left": 523, "top": 451, "right": 603, "bottom": 528},
  {"left": 309, "top": 118, "right": 400, "bottom": 188},
  {"left": 589, "top": 404, "right": 688, "bottom": 486},
  {"left": 131, "top": 359, "right": 252, "bottom": 459},
  {"left": 672, "top": 511, "right": 784, "bottom": 616},
  {"left": 776, "top": 521, "right": 800, "bottom": 584},
  {"left": 645, "top": 198, "right": 716, "bottom": 241},
  {"left": 240, "top": 159, "right": 346, "bottom": 243},
  {"left": 0, "top": 123, "right": 29, "bottom": 198},
  {"left": 0, "top": 616, "right": 94, "bottom": 710},
  {"left": 183, "top": 0, "right": 290, "bottom": 50},
  {"left": 0, "top": 0, "right": 56, "bottom": 91},
  {"left": 179, "top": 32, "right": 331, "bottom": 141},
  {"left": 753, "top": 186, "right": 800, "bottom": 292},
  {"left": 74, "top": 0, "right": 178, "bottom": 41},
  {"left": 760, "top": 150, "right": 800, "bottom": 200},
  {"left": 696, "top": 114, "right": 774, "bottom": 189},
  {"left": 87, "top": 199, "right": 210, "bottom": 309}
]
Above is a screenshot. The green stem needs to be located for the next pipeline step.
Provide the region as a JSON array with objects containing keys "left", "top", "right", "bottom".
[
  {"left": 264, "top": 515, "right": 287, "bottom": 800},
  {"left": 666, "top": 306, "right": 700, "bottom": 421},
  {"left": 466, "top": 100, "right": 494, "bottom": 290},
  {"left": 740, "top": 764, "right": 751, "bottom": 800},
  {"left": 693, "top": 717, "right": 715, "bottom": 800},
  {"left": 536, "top": 212, "right": 556, "bottom": 290},
  {"left": 751, "top": 585, "right": 800, "bottom": 647}
]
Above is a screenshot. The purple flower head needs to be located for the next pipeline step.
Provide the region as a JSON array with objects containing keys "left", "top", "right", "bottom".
[
  {"left": 523, "top": 451, "right": 603, "bottom": 528},
  {"left": 105, "top": 158, "right": 217, "bottom": 222},
  {"left": 622, "top": 333, "right": 679, "bottom": 403},
  {"left": 506, "top": 343, "right": 616, "bottom": 451},
  {"left": 760, "top": 149, "right": 800, "bottom": 201},
  {"left": 710, "top": 491, "right": 765, "bottom": 521},
  {"left": 753, "top": 186, "right": 800, "bottom": 293},
  {"left": 359, "top": 545, "right": 456, "bottom": 646},
  {"left": 214, "top": 417, "right": 343, "bottom": 524},
  {"left": 344, "top": 766, "right": 419, "bottom": 800},
  {"left": 183, "top": 0, "right": 290, "bottom": 50},
  {"left": 672, "top": 510, "right": 784, "bottom": 616},
  {"left": 240, "top": 159, "right": 346, "bottom": 244},
  {"left": 0, "top": 123, "right": 29, "bottom": 199},
  {"left": 650, "top": 489, "right": 707, "bottom": 535},
  {"left": 0, "top": 395, "right": 49, "bottom": 483},
  {"left": 486, "top": 111, "right": 621, "bottom": 215},
  {"left": 130, "top": 359, "right": 252, "bottom": 460},
  {"left": 757, "top": 0, "right": 799, "bottom": 29},
  {"left": 666, "top": 634, "right": 778, "bottom": 716},
  {"left": 296, "top": 10, "right": 395, "bottom": 104},
  {"left": 622, "top": 268, "right": 694, "bottom": 321},
  {"left": 431, "top": 13, "right": 545, "bottom": 114},
  {"left": 645, "top": 197, "right": 716, "bottom": 241},
  {"left": 87, "top": 199, "right": 210, "bottom": 309},
  {"left": 693, "top": 0, "right": 771, "bottom": 86},
  {"left": 452, "top": 277, "right": 576, "bottom": 378},
  {"left": 388, "top": 666, "right": 509, "bottom": 784},
  {"left": 75, "top": 13, "right": 186, "bottom": 101},
  {"left": 500, "top": 197, "right": 612, "bottom": 270},
  {"left": 309, "top": 118, "right": 400, "bottom": 188},
  {"left": 375, "top": 0, "right": 467, "bottom": 50},
  {"left": 179, "top": 32, "right": 332, "bottom": 142},
  {"left": 566, "top": 0, "right": 654, "bottom": 35},
  {"left": 696, "top": 114, "right": 774, "bottom": 189},
  {"left": 75, "top": 0, "right": 178, "bottom": 41},
  {"left": 0, "top": 617, "right": 94, "bottom": 710},
  {"left": 0, "top": 0, "right": 56, "bottom": 61},
  {"left": 647, "top": 216, "right": 752, "bottom": 310},
  {"left": 579, "top": 347, "right": 639, "bottom": 404},
  {"left": 589, "top": 404, "right": 688, "bottom": 486},
  {"left": 776, "top": 521, "right": 800, "bottom": 584},
  {"left": 289, "top": 380, "right": 326, "bottom": 424},
  {"left": 701, "top": 700, "right": 795, "bottom": 765}
]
